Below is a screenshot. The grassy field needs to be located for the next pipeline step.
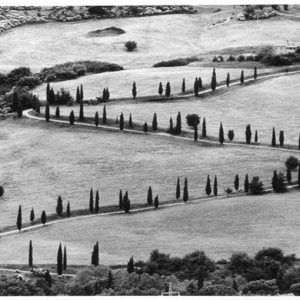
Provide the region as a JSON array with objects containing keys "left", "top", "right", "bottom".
[
  {"left": 52, "top": 73, "right": 300, "bottom": 145},
  {"left": 0, "top": 117, "right": 295, "bottom": 229},
  {"left": 0, "top": 190, "right": 300, "bottom": 265},
  {"left": 0, "top": 9, "right": 299, "bottom": 72}
]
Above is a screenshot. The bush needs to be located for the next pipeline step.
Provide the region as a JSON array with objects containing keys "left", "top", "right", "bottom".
[
  {"left": 249, "top": 176, "right": 264, "bottom": 194},
  {"left": 246, "top": 55, "right": 254, "bottom": 61},
  {"left": 229, "top": 252, "right": 252, "bottom": 275},
  {"left": 186, "top": 114, "right": 200, "bottom": 127},
  {"left": 212, "top": 56, "right": 218, "bottom": 62},
  {"left": 125, "top": 41, "right": 137, "bottom": 51},
  {"left": 153, "top": 57, "right": 197, "bottom": 68},
  {"left": 255, "top": 248, "right": 284, "bottom": 262},
  {"left": 16, "top": 76, "right": 41, "bottom": 89},
  {"left": 237, "top": 55, "right": 245, "bottom": 62},
  {"left": 87, "top": 6, "right": 107, "bottom": 16},
  {"left": 285, "top": 156, "right": 299, "bottom": 170},
  {"left": 228, "top": 130, "right": 234, "bottom": 141},
  {"left": 227, "top": 55, "right": 235, "bottom": 61},
  {"left": 55, "top": 88, "right": 74, "bottom": 105},
  {"left": 242, "top": 279, "right": 279, "bottom": 295},
  {"left": 199, "top": 284, "right": 237, "bottom": 295},
  {"left": 0, "top": 186, "right": 4, "bottom": 197},
  {"left": 7, "top": 67, "right": 32, "bottom": 84}
]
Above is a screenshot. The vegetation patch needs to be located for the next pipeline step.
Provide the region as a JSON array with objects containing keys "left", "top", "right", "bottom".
[
  {"left": 87, "top": 27, "right": 125, "bottom": 37},
  {"left": 153, "top": 57, "right": 199, "bottom": 67}
]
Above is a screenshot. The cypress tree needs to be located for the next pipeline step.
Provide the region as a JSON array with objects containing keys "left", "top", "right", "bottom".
[
  {"left": 279, "top": 130, "right": 284, "bottom": 147},
  {"left": 17, "top": 102, "right": 23, "bottom": 118},
  {"left": 132, "top": 81, "right": 137, "bottom": 99},
  {"left": 49, "top": 88, "right": 55, "bottom": 105},
  {"left": 245, "top": 124, "right": 252, "bottom": 144},
  {"left": 240, "top": 70, "right": 244, "bottom": 84},
  {"left": 272, "top": 127, "right": 276, "bottom": 146},
  {"left": 66, "top": 201, "right": 70, "bottom": 217},
  {"left": 16, "top": 205, "right": 22, "bottom": 231},
  {"left": 287, "top": 168, "right": 292, "bottom": 184},
  {"left": 29, "top": 240, "right": 33, "bottom": 268},
  {"left": 154, "top": 195, "right": 159, "bottom": 209},
  {"left": 95, "top": 190, "right": 99, "bottom": 213},
  {"left": 119, "top": 190, "right": 123, "bottom": 209},
  {"left": 158, "top": 82, "right": 163, "bottom": 96},
  {"left": 127, "top": 257, "right": 134, "bottom": 273},
  {"left": 197, "top": 267, "right": 204, "bottom": 290},
  {"left": 182, "top": 78, "right": 186, "bottom": 93},
  {"left": 79, "top": 97, "right": 84, "bottom": 121},
  {"left": 194, "top": 123, "right": 198, "bottom": 141},
  {"left": 41, "top": 210, "right": 46, "bottom": 225},
  {"left": 206, "top": 175, "right": 212, "bottom": 196},
  {"left": 211, "top": 69, "right": 217, "bottom": 91},
  {"left": 165, "top": 82, "right": 171, "bottom": 97},
  {"left": 194, "top": 78, "right": 199, "bottom": 96},
  {"left": 147, "top": 186, "right": 153, "bottom": 206},
  {"left": 120, "top": 113, "right": 124, "bottom": 130},
  {"left": 57, "top": 243, "right": 63, "bottom": 275},
  {"left": 219, "top": 122, "right": 224, "bottom": 144},
  {"left": 80, "top": 84, "right": 84, "bottom": 101},
  {"left": 123, "top": 191, "right": 130, "bottom": 213},
  {"left": 103, "top": 105, "right": 107, "bottom": 124},
  {"left": 198, "top": 77, "right": 202, "bottom": 89},
  {"left": 102, "top": 88, "right": 107, "bottom": 101},
  {"left": 244, "top": 174, "right": 249, "bottom": 193},
  {"left": 12, "top": 91, "right": 19, "bottom": 112},
  {"left": 202, "top": 117, "right": 207, "bottom": 138},
  {"left": 175, "top": 112, "right": 181, "bottom": 135},
  {"left": 234, "top": 174, "right": 239, "bottom": 191},
  {"left": 46, "top": 82, "right": 50, "bottom": 103},
  {"left": 76, "top": 86, "right": 80, "bottom": 104},
  {"left": 95, "top": 111, "right": 99, "bottom": 127},
  {"left": 152, "top": 113, "right": 158, "bottom": 131},
  {"left": 183, "top": 177, "right": 188, "bottom": 202},
  {"left": 226, "top": 72, "right": 230, "bottom": 87},
  {"left": 69, "top": 110, "right": 75, "bottom": 125},
  {"left": 176, "top": 177, "right": 180, "bottom": 200},
  {"left": 63, "top": 246, "right": 67, "bottom": 270},
  {"left": 45, "top": 102, "right": 50, "bottom": 122},
  {"left": 30, "top": 208, "right": 35, "bottom": 223},
  {"left": 55, "top": 106, "right": 60, "bottom": 118},
  {"left": 169, "top": 117, "right": 173, "bottom": 135},
  {"left": 95, "top": 242, "right": 99, "bottom": 266},
  {"left": 45, "top": 270, "right": 52, "bottom": 287},
  {"left": 254, "top": 66, "right": 257, "bottom": 80},
  {"left": 255, "top": 130, "right": 258, "bottom": 143},
  {"left": 129, "top": 113, "right": 133, "bottom": 128},
  {"left": 213, "top": 175, "right": 218, "bottom": 196},
  {"left": 106, "top": 87, "right": 110, "bottom": 100},
  {"left": 272, "top": 170, "right": 278, "bottom": 191},
  {"left": 89, "top": 188, "right": 94, "bottom": 213},
  {"left": 35, "top": 97, "right": 40, "bottom": 114},
  {"left": 143, "top": 122, "right": 148, "bottom": 133},
  {"left": 56, "top": 195, "right": 63, "bottom": 217}
]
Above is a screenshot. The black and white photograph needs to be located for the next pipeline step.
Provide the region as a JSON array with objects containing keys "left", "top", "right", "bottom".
[{"left": 0, "top": 0, "right": 299, "bottom": 296}]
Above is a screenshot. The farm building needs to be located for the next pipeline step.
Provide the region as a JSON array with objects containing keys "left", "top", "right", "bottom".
[{"left": 274, "top": 40, "right": 300, "bottom": 54}]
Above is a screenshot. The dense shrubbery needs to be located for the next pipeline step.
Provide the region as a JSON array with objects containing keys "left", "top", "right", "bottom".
[
  {"left": 186, "top": 114, "right": 200, "bottom": 127},
  {"left": 125, "top": 41, "right": 137, "bottom": 51},
  {"left": 16, "top": 76, "right": 42, "bottom": 89},
  {"left": 153, "top": 57, "right": 198, "bottom": 67}
]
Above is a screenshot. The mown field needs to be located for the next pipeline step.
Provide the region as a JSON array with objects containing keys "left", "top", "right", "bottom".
[
  {"left": 0, "top": 118, "right": 295, "bottom": 229},
  {"left": 0, "top": 190, "right": 300, "bottom": 265},
  {"left": 53, "top": 73, "right": 300, "bottom": 145},
  {"left": 0, "top": 8, "right": 300, "bottom": 72}
]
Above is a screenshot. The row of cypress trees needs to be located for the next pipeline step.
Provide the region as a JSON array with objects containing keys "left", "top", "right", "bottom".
[
  {"left": 57, "top": 242, "right": 67, "bottom": 275},
  {"left": 16, "top": 205, "right": 47, "bottom": 231},
  {"left": 89, "top": 188, "right": 100, "bottom": 214}
]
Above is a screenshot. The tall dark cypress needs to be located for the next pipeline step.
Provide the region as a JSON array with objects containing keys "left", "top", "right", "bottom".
[
  {"left": 272, "top": 127, "right": 276, "bottom": 147},
  {"left": 89, "top": 188, "right": 94, "bottom": 213},
  {"left": 245, "top": 124, "right": 252, "bottom": 144},
  {"left": 176, "top": 177, "right": 180, "bottom": 199},
  {"left": 213, "top": 175, "right": 218, "bottom": 196},
  {"left": 143, "top": 122, "right": 148, "bottom": 133},
  {"left": 194, "top": 78, "right": 199, "bottom": 96},
  {"left": 211, "top": 69, "right": 217, "bottom": 91},
  {"left": 194, "top": 123, "right": 198, "bottom": 141},
  {"left": 63, "top": 246, "right": 67, "bottom": 270},
  {"left": 287, "top": 168, "right": 292, "bottom": 184},
  {"left": 17, "top": 102, "right": 23, "bottom": 118},
  {"left": 66, "top": 201, "right": 71, "bottom": 217},
  {"left": 30, "top": 208, "right": 35, "bottom": 223},
  {"left": 69, "top": 110, "right": 75, "bottom": 125},
  {"left": 202, "top": 117, "right": 207, "bottom": 138},
  {"left": 45, "top": 102, "right": 50, "bottom": 122},
  {"left": 94, "top": 242, "right": 99, "bottom": 266},
  {"left": 129, "top": 113, "right": 133, "bottom": 128},
  {"left": 127, "top": 257, "right": 134, "bottom": 273},
  {"left": 234, "top": 174, "right": 239, "bottom": 191},
  {"left": 46, "top": 82, "right": 50, "bottom": 103},
  {"left": 165, "top": 82, "right": 171, "bottom": 97},
  {"left": 175, "top": 112, "right": 181, "bottom": 135},
  {"left": 119, "top": 190, "right": 123, "bottom": 209},
  {"left": 35, "top": 97, "right": 40, "bottom": 114},
  {"left": 120, "top": 113, "right": 124, "bottom": 130},
  {"left": 240, "top": 70, "right": 244, "bottom": 84},
  {"left": 147, "top": 186, "right": 153, "bottom": 206},
  {"left": 29, "top": 240, "right": 33, "bottom": 268},
  {"left": 56, "top": 195, "right": 63, "bottom": 217},
  {"left": 255, "top": 130, "right": 258, "bottom": 143},
  {"left": 226, "top": 72, "right": 230, "bottom": 87},
  {"left": 272, "top": 170, "right": 278, "bottom": 191},
  {"left": 95, "top": 111, "right": 99, "bottom": 127},
  {"left": 79, "top": 97, "right": 84, "bottom": 121},
  {"left": 219, "top": 122, "right": 224, "bottom": 144},
  {"left": 198, "top": 77, "right": 202, "bottom": 89},
  {"left": 103, "top": 105, "right": 107, "bottom": 124},
  {"left": 169, "top": 117, "right": 173, "bottom": 135},
  {"left": 244, "top": 174, "right": 249, "bottom": 193},
  {"left": 183, "top": 177, "right": 188, "bottom": 202},
  {"left": 152, "top": 113, "right": 158, "bottom": 131},
  {"left": 95, "top": 190, "right": 100, "bottom": 213},
  {"left": 254, "top": 66, "right": 257, "bottom": 80},
  {"left": 80, "top": 84, "right": 84, "bottom": 101},
  {"left": 182, "top": 78, "right": 186, "bottom": 93},
  {"left": 41, "top": 210, "right": 46, "bottom": 225},
  {"left": 154, "top": 195, "right": 159, "bottom": 209},
  {"left": 279, "top": 130, "right": 284, "bottom": 147},
  {"left": 55, "top": 106, "right": 60, "bottom": 118},
  {"left": 57, "top": 243, "right": 63, "bottom": 275},
  {"left": 158, "top": 82, "right": 163, "bottom": 96},
  {"left": 132, "top": 82, "right": 137, "bottom": 99},
  {"left": 76, "top": 86, "right": 80, "bottom": 104},
  {"left": 16, "top": 205, "right": 22, "bottom": 231},
  {"left": 206, "top": 175, "right": 212, "bottom": 196}
]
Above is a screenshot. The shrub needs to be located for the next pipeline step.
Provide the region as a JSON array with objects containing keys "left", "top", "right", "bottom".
[
  {"left": 87, "top": 6, "right": 107, "bottom": 16},
  {"left": 212, "top": 56, "right": 218, "bottom": 62},
  {"left": 285, "top": 156, "right": 299, "bottom": 170},
  {"left": 0, "top": 185, "right": 4, "bottom": 197},
  {"left": 242, "top": 279, "right": 279, "bottom": 295},
  {"left": 199, "top": 284, "right": 237, "bottom": 295},
  {"left": 254, "top": 247, "right": 284, "bottom": 262},
  {"left": 237, "top": 55, "right": 245, "bottom": 62},
  {"left": 227, "top": 55, "right": 235, "bottom": 61},
  {"left": 246, "top": 55, "right": 254, "bottom": 61},
  {"left": 16, "top": 76, "right": 41, "bottom": 89},
  {"left": 55, "top": 88, "right": 74, "bottom": 105},
  {"left": 7, "top": 67, "right": 32, "bottom": 84},
  {"left": 249, "top": 176, "right": 264, "bottom": 194},
  {"left": 186, "top": 114, "right": 200, "bottom": 127},
  {"left": 125, "top": 41, "right": 137, "bottom": 51},
  {"left": 229, "top": 252, "right": 252, "bottom": 274},
  {"left": 228, "top": 130, "right": 234, "bottom": 141},
  {"left": 153, "top": 57, "right": 197, "bottom": 67}
]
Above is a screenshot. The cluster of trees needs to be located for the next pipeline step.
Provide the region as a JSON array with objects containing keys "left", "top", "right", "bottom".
[
  {"left": 91, "top": 242, "right": 99, "bottom": 266},
  {"left": 118, "top": 190, "right": 131, "bottom": 213},
  {"left": 146, "top": 186, "right": 159, "bottom": 208},
  {"left": 169, "top": 112, "right": 182, "bottom": 135},
  {"left": 46, "top": 83, "right": 73, "bottom": 105},
  {"left": 57, "top": 243, "right": 67, "bottom": 275},
  {"left": 193, "top": 77, "right": 203, "bottom": 96},
  {"left": 16, "top": 205, "right": 47, "bottom": 231},
  {"left": 158, "top": 82, "right": 171, "bottom": 97},
  {"left": 89, "top": 188, "right": 100, "bottom": 214}
]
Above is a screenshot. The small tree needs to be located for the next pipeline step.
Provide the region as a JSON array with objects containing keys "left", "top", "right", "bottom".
[
  {"left": 45, "top": 270, "right": 52, "bottom": 287},
  {"left": 103, "top": 105, "right": 107, "bottom": 124},
  {"left": 240, "top": 70, "right": 244, "bottom": 84},
  {"left": 285, "top": 156, "right": 299, "bottom": 170},
  {"left": 120, "top": 112, "right": 124, "bottom": 130},
  {"left": 245, "top": 124, "right": 252, "bottom": 144},
  {"left": 55, "top": 106, "right": 60, "bottom": 118},
  {"left": 228, "top": 130, "right": 234, "bottom": 141},
  {"left": 166, "top": 82, "right": 171, "bottom": 97},
  {"left": 194, "top": 78, "right": 199, "bottom": 96},
  {"left": 63, "top": 246, "right": 67, "bottom": 270},
  {"left": 41, "top": 210, "right": 46, "bottom": 225},
  {"left": 69, "top": 110, "right": 75, "bottom": 125},
  {"left": 95, "top": 190, "right": 99, "bottom": 213},
  {"left": 211, "top": 69, "right": 217, "bottom": 91},
  {"left": 91, "top": 242, "right": 99, "bottom": 266},
  {"left": 76, "top": 86, "right": 80, "bottom": 104},
  {"left": 35, "top": 98, "right": 40, "bottom": 114},
  {"left": 147, "top": 186, "right": 153, "bottom": 206},
  {"left": 234, "top": 174, "right": 239, "bottom": 191},
  {"left": 158, "top": 82, "right": 163, "bottom": 96},
  {"left": 57, "top": 243, "right": 63, "bottom": 275},
  {"left": 119, "top": 190, "right": 123, "bottom": 209},
  {"left": 16, "top": 205, "right": 22, "bottom": 231},
  {"left": 198, "top": 77, "right": 202, "bottom": 89},
  {"left": 274, "top": 172, "right": 287, "bottom": 193},
  {"left": 45, "top": 102, "right": 50, "bottom": 122},
  {"left": 272, "top": 170, "right": 278, "bottom": 191},
  {"left": 287, "top": 168, "right": 292, "bottom": 184},
  {"left": 182, "top": 78, "right": 186, "bottom": 93},
  {"left": 169, "top": 117, "right": 174, "bottom": 135},
  {"left": 80, "top": 84, "right": 84, "bottom": 101},
  {"left": 219, "top": 122, "right": 224, "bottom": 144},
  {"left": 132, "top": 81, "right": 137, "bottom": 99},
  {"left": 206, "top": 175, "right": 212, "bottom": 196},
  {"left": 272, "top": 127, "right": 276, "bottom": 147},
  {"left": 29, "top": 240, "right": 33, "bottom": 268},
  {"left": 202, "top": 118, "right": 207, "bottom": 138},
  {"left": 197, "top": 267, "right": 204, "bottom": 290},
  {"left": 213, "top": 175, "right": 218, "bottom": 196},
  {"left": 183, "top": 177, "right": 188, "bottom": 202},
  {"left": 154, "top": 195, "right": 159, "bottom": 209},
  {"left": 152, "top": 113, "right": 158, "bottom": 131},
  {"left": 244, "top": 174, "right": 249, "bottom": 193},
  {"left": 107, "top": 271, "right": 113, "bottom": 289},
  {"left": 143, "top": 122, "right": 148, "bottom": 133},
  {"left": 79, "top": 98, "right": 84, "bottom": 121},
  {"left": 66, "top": 201, "right": 71, "bottom": 217},
  {"left": 176, "top": 177, "right": 180, "bottom": 200},
  {"left": 249, "top": 176, "right": 264, "bottom": 195},
  {"left": 95, "top": 111, "right": 99, "bottom": 127},
  {"left": 255, "top": 130, "right": 258, "bottom": 143},
  {"left": 279, "top": 130, "right": 284, "bottom": 147},
  {"left": 125, "top": 41, "right": 137, "bottom": 51},
  {"left": 226, "top": 72, "right": 230, "bottom": 87},
  {"left": 254, "top": 66, "right": 257, "bottom": 80},
  {"left": 186, "top": 114, "right": 200, "bottom": 127},
  {"left": 175, "top": 112, "right": 182, "bottom": 135},
  {"left": 56, "top": 196, "right": 63, "bottom": 217},
  {"left": 89, "top": 188, "right": 94, "bottom": 213},
  {"left": 127, "top": 257, "right": 134, "bottom": 273},
  {"left": 30, "top": 208, "right": 35, "bottom": 223},
  {"left": 129, "top": 113, "right": 133, "bottom": 128}
]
